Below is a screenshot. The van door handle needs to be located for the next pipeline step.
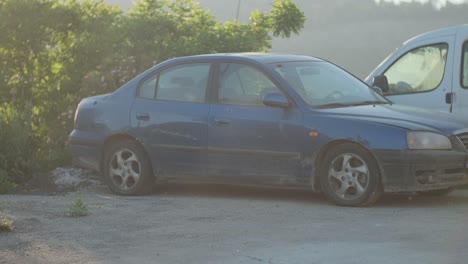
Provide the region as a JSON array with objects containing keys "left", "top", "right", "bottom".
[
  {"left": 213, "top": 118, "right": 230, "bottom": 126},
  {"left": 446, "top": 92, "right": 454, "bottom": 104},
  {"left": 136, "top": 113, "right": 150, "bottom": 121}
]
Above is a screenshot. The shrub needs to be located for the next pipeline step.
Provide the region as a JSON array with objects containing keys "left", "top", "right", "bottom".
[
  {"left": 0, "top": 105, "right": 35, "bottom": 188},
  {"left": 0, "top": 169, "right": 16, "bottom": 194},
  {"left": 66, "top": 198, "right": 89, "bottom": 217},
  {"left": 0, "top": 217, "right": 14, "bottom": 232}
]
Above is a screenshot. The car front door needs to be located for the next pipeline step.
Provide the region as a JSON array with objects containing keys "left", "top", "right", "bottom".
[
  {"left": 130, "top": 62, "right": 212, "bottom": 176},
  {"left": 207, "top": 62, "right": 304, "bottom": 182}
]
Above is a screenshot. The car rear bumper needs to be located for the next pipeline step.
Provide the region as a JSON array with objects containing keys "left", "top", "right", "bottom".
[
  {"left": 373, "top": 149, "right": 468, "bottom": 192},
  {"left": 69, "top": 129, "right": 103, "bottom": 172}
]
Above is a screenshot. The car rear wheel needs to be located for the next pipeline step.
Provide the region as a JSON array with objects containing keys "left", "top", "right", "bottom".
[
  {"left": 320, "top": 143, "right": 382, "bottom": 207},
  {"left": 103, "top": 139, "right": 154, "bottom": 195},
  {"left": 418, "top": 188, "right": 454, "bottom": 196}
]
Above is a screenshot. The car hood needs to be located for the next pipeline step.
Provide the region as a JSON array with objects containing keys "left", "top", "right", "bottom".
[{"left": 313, "top": 104, "right": 468, "bottom": 135}]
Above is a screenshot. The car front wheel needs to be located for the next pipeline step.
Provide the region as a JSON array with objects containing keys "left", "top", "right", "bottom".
[
  {"left": 103, "top": 139, "right": 154, "bottom": 195},
  {"left": 320, "top": 143, "right": 382, "bottom": 207}
]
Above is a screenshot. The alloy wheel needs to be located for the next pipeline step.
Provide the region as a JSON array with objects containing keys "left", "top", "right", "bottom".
[
  {"left": 327, "top": 153, "right": 370, "bottom": 200},
  {"left": 109, "top": 148, "right": 141, "bottom": 191}
]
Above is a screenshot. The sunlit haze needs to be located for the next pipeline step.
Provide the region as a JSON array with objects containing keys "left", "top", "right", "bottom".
[{"left": 375, "top": 0, "right": 468, "bottom": 9}]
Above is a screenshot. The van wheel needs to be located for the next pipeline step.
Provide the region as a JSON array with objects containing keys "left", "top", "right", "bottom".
[
  {"left": 103, "top": 139, "right": 154, "bottom": 195},
  {"left": 320, "top": 143, "right": 382, "bottom": 207}
]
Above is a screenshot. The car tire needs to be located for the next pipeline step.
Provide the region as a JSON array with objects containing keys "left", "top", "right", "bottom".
[
  {"left": 103, "top": 139, "right": 154, "bottom": 195},
  {"left": 418, "top": 188, "right": 454, "bottom": 196},
  {"left": 319, "top": 143, "right": 382, "bottom": 207}
]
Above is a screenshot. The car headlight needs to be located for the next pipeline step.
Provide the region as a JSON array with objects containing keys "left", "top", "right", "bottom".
[{"left": 407, "top": 131, "right": 452, "bottom": 150}]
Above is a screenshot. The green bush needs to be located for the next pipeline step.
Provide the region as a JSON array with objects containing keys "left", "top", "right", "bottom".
[
  {"left": 0, "top": 0, "right": 305, "bottom": 187},
  {"left": 0, "top": 105, "right": 35, "bottom": 189},
  {"left": 0, "top": 169, "right": 16, "bottom": 194}
]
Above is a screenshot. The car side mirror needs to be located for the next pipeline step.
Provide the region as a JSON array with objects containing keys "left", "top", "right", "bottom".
[
  {"left": 373, "top": 75, "right": 389, "bottom": 93},
  {"left": 262, "top": 91, "right": 290, "bottom": 108}
]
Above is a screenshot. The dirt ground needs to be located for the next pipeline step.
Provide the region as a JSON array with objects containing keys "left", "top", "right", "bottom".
[{"left": 1, "top": 169, "right": 468, "bottom": 264}]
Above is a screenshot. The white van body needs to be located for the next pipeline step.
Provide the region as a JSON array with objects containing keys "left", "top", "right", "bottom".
[{"left": 365, "top": 25, "right": 468, "bottom": 119}]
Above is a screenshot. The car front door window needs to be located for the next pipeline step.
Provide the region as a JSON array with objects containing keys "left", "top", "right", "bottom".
[{"left": 218, "top": 63, "right": 280, "bottom": 106}]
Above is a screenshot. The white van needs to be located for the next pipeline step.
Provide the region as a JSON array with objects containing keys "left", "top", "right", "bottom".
[{"left": 365, "top": 25, "right": 468, "bottom": 117}]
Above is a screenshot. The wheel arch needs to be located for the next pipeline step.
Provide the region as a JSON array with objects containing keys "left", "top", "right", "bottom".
[
  {"left": 100, "top": 133, "right": 154, "bottom": 177},
  {"left": 312, "top": 140, "right": 384, "bottom": 191}
]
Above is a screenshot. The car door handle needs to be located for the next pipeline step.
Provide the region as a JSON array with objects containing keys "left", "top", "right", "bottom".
[
  {"left": 136, "top": 113, "right": 150, "bottom": 121},
  {"left": 213, "top": 118, "right": 230, "bottom": 126}
]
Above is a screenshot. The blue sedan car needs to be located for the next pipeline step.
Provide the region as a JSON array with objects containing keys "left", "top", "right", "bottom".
[{"left": 70, "top": 53, "right": 468, "bottom": 206}]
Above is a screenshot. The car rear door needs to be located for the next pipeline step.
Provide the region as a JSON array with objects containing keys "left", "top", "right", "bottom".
[
  {"left": 207, "top": 62, "right": 304, "bottom": 182},
  {"left": 130, "top": 62, "right": 213, "bottom": 176}
]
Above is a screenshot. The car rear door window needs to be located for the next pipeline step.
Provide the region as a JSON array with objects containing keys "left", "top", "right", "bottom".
[
  {"left": 383, "top": 43, "right": 448, "bottom": 95},
  {"left": 139, "top": 63, "right": 210, "bottom": 102},
  {"left": 138, "top": 75, "right": 158, "bottom": 99},
  {"left": 217, "top": 63, "right": 280, "bottom": 106}
]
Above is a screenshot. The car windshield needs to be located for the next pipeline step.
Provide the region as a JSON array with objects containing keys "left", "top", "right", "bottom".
[{"left": 270, "top": 61, "right": 389, "bottom": 108}]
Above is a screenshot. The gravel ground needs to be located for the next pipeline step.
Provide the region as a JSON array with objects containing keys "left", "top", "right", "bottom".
[{"left": 1, "top": 169, "right": 468, "bottom": 264}]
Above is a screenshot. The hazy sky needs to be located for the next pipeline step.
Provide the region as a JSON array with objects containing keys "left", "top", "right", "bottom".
[
  {"left": 102, "top": 0, "right": 468, "bottom": 77},
  {"left": 375, "top": 0, "right": 468, "bottom": 9},
  {"left": 106, "top": 0, "right": 468, "bottom": 10}
]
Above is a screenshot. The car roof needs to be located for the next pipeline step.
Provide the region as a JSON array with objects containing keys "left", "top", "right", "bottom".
[{"left": 176, "top": 53, "right": 323, "bottom": 64}]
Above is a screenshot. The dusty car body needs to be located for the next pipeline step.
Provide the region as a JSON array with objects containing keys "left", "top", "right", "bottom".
[{"left": 70, "top": 53, "right": 468, "bottom": 206}]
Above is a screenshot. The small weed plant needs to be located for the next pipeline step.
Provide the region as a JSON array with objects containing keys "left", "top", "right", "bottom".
[
  {"left": 67, "top": 198, "right": 89, "bottom": 217},
  {"left": 0, "top": 217, "right": 14, "bottom": 232}
]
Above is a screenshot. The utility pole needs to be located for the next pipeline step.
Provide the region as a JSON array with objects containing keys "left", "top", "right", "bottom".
[{"left": 235, "top": 0, "right": 241, "bottom": 21}]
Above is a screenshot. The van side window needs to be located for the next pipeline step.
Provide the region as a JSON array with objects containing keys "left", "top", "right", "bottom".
[
  {"left": 462, "top": 42, "right": 468, "bottom": 88},
  {"left": 383, "top": 43, "right": 448, "bottom": 95}
]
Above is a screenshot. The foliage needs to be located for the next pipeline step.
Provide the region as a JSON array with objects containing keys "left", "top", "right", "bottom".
[
  {"left": 0, "top": 169, "right": 16, "bottom": 194},
  {"left": 0, "top": 0, "right": 305, "bottom": 190},
  {"left": 0, "top": 217, "right": 14, "bottom": 232},
  {"left": 267, "top": 0, "right": 306, "bottom": 38},
  {"left": 66, "top": 198, "right": 89, "bottom": 217},
  {"left": 0, "top": 105, "right": 34, "bottom": 185}
]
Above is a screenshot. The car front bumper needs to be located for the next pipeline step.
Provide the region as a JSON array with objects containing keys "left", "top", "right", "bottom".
[{"left": 373, "top": 149, "right": 468, "bottom": 192}]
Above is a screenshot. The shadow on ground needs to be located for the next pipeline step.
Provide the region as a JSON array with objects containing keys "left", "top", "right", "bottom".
[{"left": 146, "top": 183, "right": 468, "bottom": 208}]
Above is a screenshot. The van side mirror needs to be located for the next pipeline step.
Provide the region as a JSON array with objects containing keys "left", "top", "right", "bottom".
[{"left": 373, "top": 75, "right": 389, "bottom": 93}]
